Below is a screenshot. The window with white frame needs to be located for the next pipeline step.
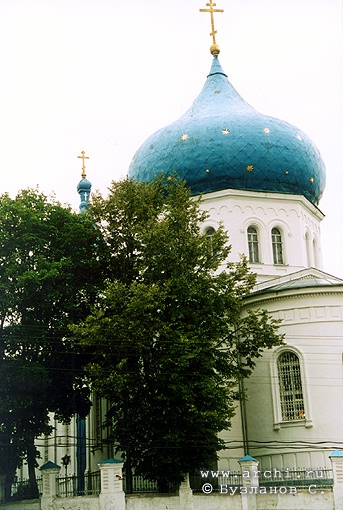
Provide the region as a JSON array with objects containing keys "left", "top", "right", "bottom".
[
  {"left": 271, "top": 227, "right": 284, "bottom": 264},
  {"left": 277, "top": 351, "right": 305, "bottom": 421},
  {"left": 247, "top": 226, "right": 260, "bottom": 263}
]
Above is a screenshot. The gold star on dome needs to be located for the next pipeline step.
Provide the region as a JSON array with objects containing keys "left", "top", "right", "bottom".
[
  {"left": 222, "top": 128, "right": 230, "bottom": 135},
  {"left": 263, "top": 127, "right": 270, "bottom": 134},
  {"left": 296, "top": 134, "right": 303, "bottom": 141},
  {"left": 180, "top": 133, "right": 189, "bottom": 141},
  {"left": 309, "top": 177, "right": 315, "bottom": 184},
  {"left": 246, "top": 165, "right": 254, "bottom": 172}
]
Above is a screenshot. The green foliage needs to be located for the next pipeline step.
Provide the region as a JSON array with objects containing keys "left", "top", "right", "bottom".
[
  {"left": 0, "top": 188, "right": 103, "bottom": 487},
  {"left": 73, "top": 177, "right": 283, "bottom": 487}
]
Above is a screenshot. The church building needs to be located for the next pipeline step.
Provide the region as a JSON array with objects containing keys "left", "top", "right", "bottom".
[
  {"left": 39, "top": 0, "right": 343, "bottom": 483},
  {"left": 125, "top": 2, "right": 343, "bottom": 474}
]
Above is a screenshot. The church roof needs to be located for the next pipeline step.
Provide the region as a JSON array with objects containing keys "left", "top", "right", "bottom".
[
  {"left": 250, "top": 268, "right": 343, "bottom": 297},
  {"left": 128, "top": 57, "right": 326, "bottom": 206}
]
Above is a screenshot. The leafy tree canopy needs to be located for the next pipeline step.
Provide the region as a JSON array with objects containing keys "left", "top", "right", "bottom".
[
  {"left": 73, "top": 177, "right": 284, "bottom": 488},
  {"left": 0, "top": 188, "right": 103, "bottom": 491}
]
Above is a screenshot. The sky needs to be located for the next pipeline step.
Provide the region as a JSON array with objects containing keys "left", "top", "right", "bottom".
[{"left": 0, "top": 0, "right": 342, "bottom": 277}]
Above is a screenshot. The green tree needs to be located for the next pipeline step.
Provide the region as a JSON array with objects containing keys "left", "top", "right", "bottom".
[
  {"left": 0, "top": 188, "right": 103, "bottom": 497},
  {"left": 73, "top": 177, "right": 283, "bottom": 490}
]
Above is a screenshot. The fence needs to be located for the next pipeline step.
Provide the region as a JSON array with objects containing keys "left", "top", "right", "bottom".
[
  {"left": 10, "top": 478, "right": 43, "bottom": 501},
  {"left": 7, "top": 466, "right": 334, "bottom": 501},
  {"left": 2, "top": 463, "right": 335, "bottom": 503},
  {"left": 56, "top": 471, "right": 101, "bottom": 497},
  {"left": 2, "top": 456, "right": 343, "bottom": 510},
  {"left": 259, "top": 467, "right": 334, "bottom": 489},
  {"left": 123, "top": 473, "right": 178, "bottom": 493},
  {"left": 190, "top": 471, "right": 243, "bottom": 492},
  {"left": 6, "top": 472, "right": 100, "bottom": 502}
]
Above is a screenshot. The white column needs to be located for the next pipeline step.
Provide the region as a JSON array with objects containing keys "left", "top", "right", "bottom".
[
  {"left": 40, "top": 461, "right": 61, "bottom": 510},
  {"left": 239, "top": 455, "right": 259, "bottom": 510},
  {"left": 178, "top": 473, "right": 194, "bottom": 510},
  {"left": 98, "top": 459, "right": 125, "bottom": 510}
]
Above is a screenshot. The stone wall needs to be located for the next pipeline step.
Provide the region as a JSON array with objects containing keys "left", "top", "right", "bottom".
[
  {"left": 0, "top": 491, "right": 334, "bottom": 510},
  {"left": 50, "top": 496, "right": 100, "bottom": 510},
  {"left": 126, "top": 494, "right": 179, "bottom": 510},
  {"left": 0, "top": 500, "right": 40, "bottom": 510}
]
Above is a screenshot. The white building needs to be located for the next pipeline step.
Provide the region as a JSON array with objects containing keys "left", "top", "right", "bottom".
[
  {"left": 38, "top": 8, "right": 343, "bottom": 486},
  {"left": 127, "top": 44, "right": 343, "bottom": 474}
]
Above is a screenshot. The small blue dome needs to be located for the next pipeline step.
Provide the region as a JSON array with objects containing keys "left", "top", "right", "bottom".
[
  {"left": 77, "top": 177, "right": 92, "bottom": 213},
  {"left": 77, "top": 178, "right": 92, "bottom": 192},
  {"left": 128, "top": 58, "right": 325, "bottom": 205}
]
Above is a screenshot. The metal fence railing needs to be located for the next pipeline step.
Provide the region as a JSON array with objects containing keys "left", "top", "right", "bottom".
[
  {"left": 189, "top": 467, "right": 334, "bottom": 492},
  {"left": 56, "top": 471, "right": 101, "bottom": 497},
  {"left": 9, "top": 477, "right": 43, "bottom": 501},
  {"left": 259, "top": 467, "right": 334, "bottom": 489},
  {"left": 190, "top": 471, "right": 243, "bottom": 492},
  {"left": 8, "top": 465, "right": 333, "bottom": 501},
  {"left": 123, "top": 474, "right": 178, "bottom": 494}
]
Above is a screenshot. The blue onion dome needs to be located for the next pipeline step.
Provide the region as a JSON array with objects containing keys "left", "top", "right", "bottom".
[
  {"left": 77, "top": 176, "right": 92, "bottom": 213},
  {"left": 128, "top": 58, "right": 326, "bottom": 206},
  {"left": 77, "top": 177, "right": 92, "bottom": 192}
]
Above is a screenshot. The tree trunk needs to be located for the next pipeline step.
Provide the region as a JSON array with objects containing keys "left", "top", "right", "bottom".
[{"left": 26, "top": 440, "right": 39, "bottom": 499}]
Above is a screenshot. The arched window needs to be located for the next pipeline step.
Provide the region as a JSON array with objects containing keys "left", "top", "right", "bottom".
[
  {"left": 271, "top": 227, "right": 284, "bottom": 264},
  {"left": 204, "top": 226, "right": 216, "bottom": 237},
  {"left": 247, "top": 226, "right": 260, "bottom": 263},
  {"left": 277, "top": 351, "right": 305, "bottom": 421}
]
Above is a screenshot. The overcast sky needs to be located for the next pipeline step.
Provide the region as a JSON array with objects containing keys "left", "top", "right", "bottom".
[{"left": 0, "top": 0, "right": 342, "bottom": 277}]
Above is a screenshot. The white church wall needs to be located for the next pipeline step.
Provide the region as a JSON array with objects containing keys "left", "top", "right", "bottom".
[
  {"left": 218, "top": 408, "right": 246, "bottom": 471},
  {"left": 200, "top": 189, "right": 324, "bottom": 281},
  {"left": 241, "top": 289, "right": 343, "bottom": 470}
]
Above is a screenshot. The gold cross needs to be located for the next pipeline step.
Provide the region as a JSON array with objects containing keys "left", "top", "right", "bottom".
[
  {"left": 200, "top": 0, "right": 224, "bottom": 52},
  {"left": 77, "top": 150, "right": 89, "bottom": 179}
]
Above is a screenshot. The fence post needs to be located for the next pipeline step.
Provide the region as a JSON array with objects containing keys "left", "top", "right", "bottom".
[
  {"left": 330, "top": 450, "right": 343, "bottom": 509},
  {"left": 40, "top": 461, "right": 61, "bottom": 510},
  {"left": 179, "top": 473, "right": 194, "bottom": 510},
  {"left": 98, "top": 459, "right": 125, "bottom": 510},
  {"left": 239, "top": 455, "right": 259, "bottom": 510}
]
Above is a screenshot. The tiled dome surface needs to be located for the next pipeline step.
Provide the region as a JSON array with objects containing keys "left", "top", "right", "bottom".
[{"left": 128, "top": 58, "right": 325, "bottom": 205}]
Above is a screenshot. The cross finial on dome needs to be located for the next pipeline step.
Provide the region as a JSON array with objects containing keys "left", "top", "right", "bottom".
[
  {"left": 78, "top": 150, "right": 89, "bottom": 179},
  {"left": 200, "top": 0, "right": 224, "bottom": 56}
]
